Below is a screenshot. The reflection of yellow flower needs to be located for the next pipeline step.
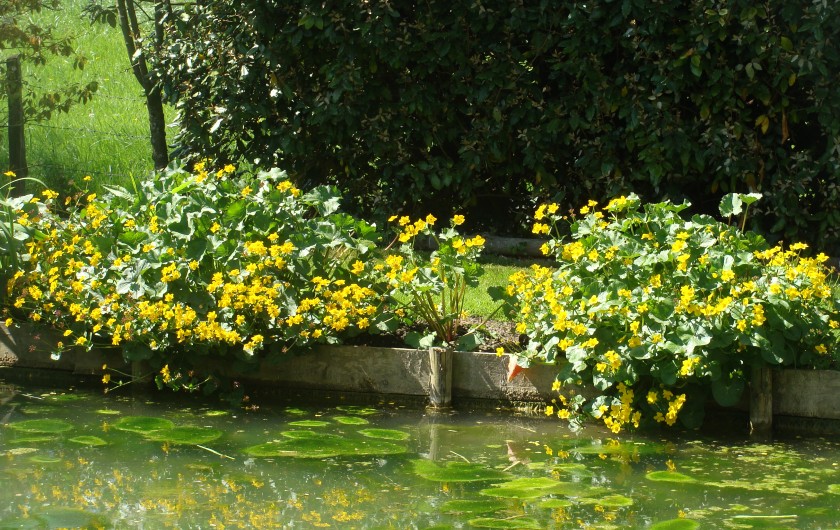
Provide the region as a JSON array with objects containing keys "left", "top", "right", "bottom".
[{"left": 102, "top": 373, "right": 111, "bottom": 384}]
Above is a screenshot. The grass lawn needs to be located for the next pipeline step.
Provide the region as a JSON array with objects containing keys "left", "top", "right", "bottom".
[{"left": 2, "top": 0, "right": 169, "bottom": 194}]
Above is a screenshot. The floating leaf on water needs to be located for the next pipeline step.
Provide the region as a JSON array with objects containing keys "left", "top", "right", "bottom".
[
  {"left": 467, "top": 516, "right": 542, "bottom": 529},
  {"left": 412, "top": 460, "right": 512, "bottom": 483},
  {"left": 594, "top": 494, "right": 634, "bottom": 507},
  {"left": 68, "top": 435, "right": 108, "bottom": 447},
  {"left": 10, "top": 435, "right": 58, "bottom": 444},
  {"left": 646, "top": 471, "right": 699, "bottom": 484},
  {"left": 333, "top": 416, "right": 370, "bottom": 425},
  {"left": 649, "top": 519, "right": 700, "bottom": 530},
  {"left": 358, "top": 428, "right": 410, "bottom": 441},
  {"left": 335, "top": 405, "right": 378, "bottom": 416},
  {"left": 95, "top": 409, "right": 121, "bottom": 415},
  {"left": 8, "top": 419, "right": 72, "bottom": 434},
  {"left": 4, "top": 447, "right": 38, "bottom": 456},
  {"left": 28, "top": 507, "right": 110, "bottom": 529},
  {"left": 145, "top": 426, "right": 223, "bottom": 445},
  {"left": 725, "top": 514, "right": 799, "bottom": 528},
  {"left": 114, "top": 416, "right": 175, "bottom": 434},
  {"left": 203, "top": 410, "right": 229, "bottom": 417},
  {"left": 244, "top": 431, "right": 406, "bottom": 458},
  {"left": 284, "top": 407, "right": 309, "bottom": 416},
  {"left": 828, "top": 484, "right": 840, "bottom": 495},
  {"left": 441, "top": 499, "right": 507, "bottom": 515},
  {"left": 539, "top": 499, "right": 573, "bottom": 509},
  {"left": 288, "top": 420, "right": 331, "bottom": 428},
  {"left": 281, "top": 430, "right": 330, "bottom": 440},
  {"left": 28, "top": 455, "right": 61, "bottom": 464},
  {"left": 480, "top": 477, "right": 562, "bottom": 499}
]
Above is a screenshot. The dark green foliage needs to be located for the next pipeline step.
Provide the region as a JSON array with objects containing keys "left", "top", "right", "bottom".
[{"left": 156, "top": 1, "right": 840, "bottom": 251}]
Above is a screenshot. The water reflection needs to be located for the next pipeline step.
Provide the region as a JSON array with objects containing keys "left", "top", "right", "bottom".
[{"left": 1, "top": 380, "right": 840, "bottom": 528}]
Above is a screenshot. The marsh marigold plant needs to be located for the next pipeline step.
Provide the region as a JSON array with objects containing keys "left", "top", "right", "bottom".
[
  {"left": 375, "top": 213, "right": 489, "bottom": 350},
  {"left": 505, "top": 193, "right": 840, "bottom": 432},
  {"left": 4, "top": 165, "right": 386, "bottom": 391}
]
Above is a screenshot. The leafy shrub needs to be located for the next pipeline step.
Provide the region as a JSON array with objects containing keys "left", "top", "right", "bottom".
[
  {"left": 4, "top": 165, "right": 385, "bottom": 390},
  {"left": 504, "top": 194, "right": 840, "bottom": 432},
  {"left": 155, "top": 1, "right": 840, "bottom": 250}
]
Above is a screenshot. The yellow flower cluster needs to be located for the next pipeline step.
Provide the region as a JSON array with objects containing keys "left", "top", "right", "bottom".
[{"left": 596, "top": 383, "right": 642, "bottom": 434}]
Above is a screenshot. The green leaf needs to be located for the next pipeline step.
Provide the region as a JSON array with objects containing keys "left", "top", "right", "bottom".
[
  {"left": 405, "top": 331, "right": 436, "bottom": 349},
  {"left": 718, "top": 193, "right": 743, "bottom": 217},
  {"left": 780, "top": 36, "right": 793, "bottom": 51}
]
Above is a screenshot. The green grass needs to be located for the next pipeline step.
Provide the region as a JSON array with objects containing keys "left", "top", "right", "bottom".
[{"left": 2, "top": 0, "right": 169, "bottom": 194}]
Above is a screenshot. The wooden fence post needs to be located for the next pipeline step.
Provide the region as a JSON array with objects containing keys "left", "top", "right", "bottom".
[
  {"left": 6, "top": 55, "right": 27, "bottom": 196},
  {"left": 750, "top": 364, "right": 773, "bottom": 436}
]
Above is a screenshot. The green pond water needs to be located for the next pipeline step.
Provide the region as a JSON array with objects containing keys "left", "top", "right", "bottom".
[{"left": 2, "top": 380, "right": 840, "bottom": 529}]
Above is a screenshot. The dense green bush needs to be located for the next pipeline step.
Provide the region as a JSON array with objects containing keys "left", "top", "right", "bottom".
[{"left": 156, "top": 0, "right": 840, "bottom": 251}]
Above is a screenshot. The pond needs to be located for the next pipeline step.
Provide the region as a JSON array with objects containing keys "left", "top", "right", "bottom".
[{"left": 1, "top": 379, "right": 840, "bottom": 529}]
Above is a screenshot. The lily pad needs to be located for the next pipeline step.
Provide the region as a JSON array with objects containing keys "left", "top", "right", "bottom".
[
  {"left": 29, "top": 455, "right": 61, "bottom": 464},
  {"left": 68, "top": 435, "right": 108, "bottom": 447},
  {"left": 358, "top": 428, "right": 410, "bottom": 441},
  {"left": 243, "top": 431, "right": 406, "bottom": 458},
  {"left": 28, "top": 507, "right": 109, "bottom": 529},
  {"left": 592, "top": 494, "right": 634, "bottom": 507},
  {"left": 333, "top": 416, "right": 370, "bottom": 425},
  {"left": 441, "top": 499, "right": 508, "bottom": 515},
  {"left": 335, "top": 405, "right": 378, "bottom": 416},
  {"left": 284, "top": 407, "right": 309, "bottom": 416},
  {"left": 728, "top": 514, "right": 799, "bottom": 526},
  {"left": 646, "top": 471, "right": 699, "bottom": 484},
  {"left": 5, "top": 447, "right": 38, "bottom": 456},
  {"left": 650, "top": 519, "right": 700, "bottom": 530},
  {"left": 10, "top": 435, "right": 58, "bottom": 444},
  {"left": 539, "top": 498, "right": 574, "bottom": 509},
  {"left": 203, "top": 410, "right": 229, "bottom": 417},
  {"left": 95, "top": 409, "right": 122, "bottom": 415},
  {"left": 468, "top": 516, "right": 542, "bottom": 529},
  {"left": 413, "top": 460, "right": 512, "bottom": 483},
  {"left": 480, "top": 477, "right": 562, "bottom": 500},
  {"left": 114, "top": 416, "right": 175, "bottom": 434},
  {"left": 8, "top": 419, "right": 72, "bottom": 434},
  {"left": 145, "top": 426, "right": 223, "bottom": 445},
  {"left": 288, "top": 420, "right": 331, "bottom": 428},
  {"left": 828, "top": 484, "right": 840, "bottom": 495}
]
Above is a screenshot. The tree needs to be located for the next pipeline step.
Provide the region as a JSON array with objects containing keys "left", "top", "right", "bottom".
[
  {"left": 0, "top": 0, "right": 98, "bottom": 123},
  {"left": 84, "top": 0, "right": 169, "bottom": 169}
]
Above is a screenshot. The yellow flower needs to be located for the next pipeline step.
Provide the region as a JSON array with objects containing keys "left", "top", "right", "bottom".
[
  {"left": 425, "top": 213, "right": 437, "bottom": 225},
  {"left": 83, "top": 175, "right": 92, "bottom": 181},
  {"left": 815, "top": 344, "right": 828, "bottom": 354},
  {"left": 545, "top": 405, "right": 554, "bottom": 416},
  {"left": 210, "top": 222, "right": 221, "bottom": 233},
  {"left": 452, "top": 214, "right": 465, "bottom": 226},
  {"left": 4, "top": 170, "right": 16, "bottom": 177},
  {"left": 495, "top": 347, "right": 504, "bottom": 357},
  {"left": 4, "top": 318, "right": 12, "bottom": 328},
  {"left": 102, "top": 373, "right": 111, "bottom": 384}
]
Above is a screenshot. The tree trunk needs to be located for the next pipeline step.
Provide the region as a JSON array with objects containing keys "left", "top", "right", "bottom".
[{"left": 117, "top": 0, "right": 168, "bottom": 169}]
